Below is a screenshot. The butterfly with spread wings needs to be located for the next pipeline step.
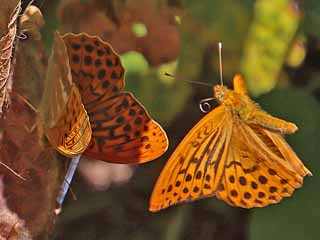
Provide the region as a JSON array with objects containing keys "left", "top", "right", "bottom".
[{"left": 150, "top": 74, "right": 311, "bottom": 211}]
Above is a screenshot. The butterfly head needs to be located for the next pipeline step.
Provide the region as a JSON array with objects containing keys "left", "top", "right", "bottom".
[{"left": 213, "top": 85, "right": 229, "bottom": 104}]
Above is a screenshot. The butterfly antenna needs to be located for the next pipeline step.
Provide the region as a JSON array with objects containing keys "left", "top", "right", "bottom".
[
  {"left": 28, "top": 0, "right": 35, "bottom": 7},
  {"left": 164, "top": 72, "right": 212, "bottom": 87},
  {"left": 23, "top": 0, "right": 36, "bottom": 12},
  {"left": 55, "top": 155, "right": 81, "bottom": 214},
  {"left": 218, "top": 42, "right": 224, "bottom": 86}
]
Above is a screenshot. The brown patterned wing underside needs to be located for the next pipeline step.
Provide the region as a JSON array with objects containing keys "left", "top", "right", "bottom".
[
  {"left": 40, "top": 32, "right": 91, "bottom": 157},
  {"left": 84, "top": 92, "right": 168, "bottom": 163},
  {"left": 0, "top": 1, "right": 21, "bottom": 116},
  {"left": 63, "top": 33, "right": 124, "bottom": 106},
  {"left": 45, "top": 84, "right": 92, "bottom": 157}
]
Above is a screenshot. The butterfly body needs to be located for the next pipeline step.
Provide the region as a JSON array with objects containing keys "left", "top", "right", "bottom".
[
  {"left": 150, "top": 74, "right": 311, "bottom": 212},
  {"left": 214, "top": 80, "right": 298, "bottom": 134},
  {"left": 214, "top": 84, "right": 257, "bottom": 117}
]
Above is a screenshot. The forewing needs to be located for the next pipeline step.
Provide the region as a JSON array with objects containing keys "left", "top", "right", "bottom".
[
  {"left": 261, "top": 129, "right": 311, "bottom": 176},
  {"left": 149, "top": 105, "right": 232, "bottom": 212},
  {"left": 84, "top": 92, "right": 168, "bottom": 163},
  {"left": 215, "top": 119, "right": 310, "bottom": 208},
  {"left": 63, "top": 33, "right": 124, "bottom": 106}
]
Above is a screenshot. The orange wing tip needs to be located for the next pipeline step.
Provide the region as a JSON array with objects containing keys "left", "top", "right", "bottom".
[
  {"left": 290, "top": 122, "right": 298, "bottom": 133},
  {"left": 149, "top": 202, "right": 171, "bottom": 212},
  {"left": 149, "top": 206, "right": 160, "bottom": 213},
  {"left": 305, "top": 168, "right": 313, "bottom": 177}
]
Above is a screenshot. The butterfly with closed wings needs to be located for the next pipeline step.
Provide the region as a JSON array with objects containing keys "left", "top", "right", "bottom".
[{"left": 62, "top": 33, "right": 168, "bottom": 164}]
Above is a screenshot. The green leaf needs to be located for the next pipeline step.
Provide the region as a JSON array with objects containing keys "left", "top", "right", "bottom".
[{"left": 241, "top": 0, "right": 300, "bottom": 96}]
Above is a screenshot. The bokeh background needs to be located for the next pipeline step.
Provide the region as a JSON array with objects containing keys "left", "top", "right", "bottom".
[{"left": 1, "top": 0, "right": 320, "bottom": 239}]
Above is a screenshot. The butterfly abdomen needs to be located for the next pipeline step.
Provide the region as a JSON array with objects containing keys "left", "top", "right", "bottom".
[
  {"left": 244, "top": 110, "right": 298, "bottom": 134},
  {"left": 223, "top": 91, "right": 298, "bottom": 135}
]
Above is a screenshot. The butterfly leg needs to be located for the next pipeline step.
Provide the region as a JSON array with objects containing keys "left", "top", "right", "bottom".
[{"left": 246, "top": 111, "right": 298, "bottom": 134}]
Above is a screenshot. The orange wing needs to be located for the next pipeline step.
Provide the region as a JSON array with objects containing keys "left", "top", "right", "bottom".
[
  {"left": 63, "top": 33, "right": 168, "bottom": 163},
  {"left": 149, "top": 105, "right": 232, "bottom": 212},
  {"left": 215, "top": 119, "right": 311, "bottom": 208}
]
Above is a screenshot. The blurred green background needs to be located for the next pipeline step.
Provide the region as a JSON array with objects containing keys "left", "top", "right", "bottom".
[{"left": 18, "top": 0, "right": 320, "bottom": 239}]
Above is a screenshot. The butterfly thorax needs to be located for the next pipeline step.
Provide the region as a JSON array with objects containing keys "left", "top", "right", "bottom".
[
  {"left": 214, "top": 85, "right": 257, "bottom": 121},
  {"left": 213, "top": 83, "right": 298, "bottom": 134}
]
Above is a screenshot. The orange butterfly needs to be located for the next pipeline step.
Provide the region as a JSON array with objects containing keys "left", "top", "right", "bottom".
[
  {"left": 149, "top": 74, "right": 311, "bottom": 211},
  {"left": 62, "top": 33, "right": 168, "bottom": 163}
]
